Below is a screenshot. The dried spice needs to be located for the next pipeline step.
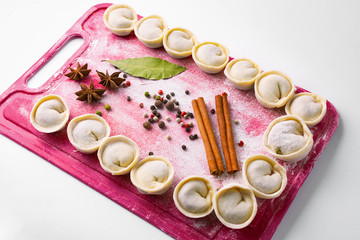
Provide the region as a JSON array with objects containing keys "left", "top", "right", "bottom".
[
  {"left": 75, "top": 80, "right": 105, "bottom": 104},
  {"left": 65, "top": 62, "right": 91, "bottom": 80},
  {"left": 96, "top": 70, "right": 125, "bottom": 90}
]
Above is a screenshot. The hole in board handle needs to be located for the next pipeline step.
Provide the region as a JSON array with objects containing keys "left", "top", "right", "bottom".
[{"left": 26, "top": 37, "right": 84, "bottom": 89}]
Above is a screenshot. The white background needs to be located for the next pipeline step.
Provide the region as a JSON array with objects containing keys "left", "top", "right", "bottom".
[{"left": 1, "top": 0, "right": 359, "bottom": 239}]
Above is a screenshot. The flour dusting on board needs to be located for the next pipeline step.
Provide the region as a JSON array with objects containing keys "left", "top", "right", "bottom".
[{"left": 0, "top": 5, "right": 339, "bottom": 240}]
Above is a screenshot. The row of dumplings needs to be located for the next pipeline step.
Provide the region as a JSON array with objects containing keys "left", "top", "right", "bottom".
[
  {"left": 173, "top": 154, "right": 287, "bottom": 229},
  {"left": 103, "top": 4, "right": 327, "bottom": 129},
  {"left": 30, "top": 94, "right": 174, "bottom": 195}
]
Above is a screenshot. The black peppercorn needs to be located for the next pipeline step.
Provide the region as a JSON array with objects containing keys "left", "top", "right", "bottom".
[
  {"left": 163, "top": 99, "right": 168, "bottom": 104},
  {"left": 165, "top": 101, "right": 175, "bottom": 111},
  {"left": 158, "top": 121, "right": 165, "bottom": 129},
  {"left": 149, "top": 152, "right": 154, "bottom": 156},
  {"left": 193, "top": 134, "right": 198, "bottom": 139},
  {"left": 189, "top": 135, "right": 194, "bottom": 140},
  {"left": 148, "top": 118, "right": 154, "bottom": 123},
  {"left": 210, "top": 109, "right": 215, "bottom": 114},
  {"left": 143, "top": 122, "right": 151, "bottom": 130},
  {"left": 185, "top": 127, "right": 190, "bottom": 132},
  {"left": 170, "top": 92, "right": 175, "bottom": 96},
  {"left": 150, "top": 105, "right": 156, "bottom": 110},
  {"left": 182, "top": 145, "right": 187, "bottom": 150},
  {"left": 185, "top": 90, "right": 190, "bottom": 95},
  {"left": 127, "top": 96, "right": 131, "bottom": 101},
  {"left": 156, "top": 112, "right": 161, "bottom": 118},
  {"left": 155, "top": 100, "right": 163, "bottom": 109},
  {"left": 175, "top": 101, "right": 179, "bottom": 106},
  {"left": 166, "top": 94, "right": 171, "bottom": 100}
]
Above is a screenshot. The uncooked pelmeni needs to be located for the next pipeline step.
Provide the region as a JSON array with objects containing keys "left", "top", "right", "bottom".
[
  {"left": 30, "top": 94, "right": 70, "bottom": 133},
  {"left": 263, "top": 115, "right": 313, "bottom": 163},
  {"left": 243, "top": 155, "right": 287, "bottom": 199},
  {"left": 224, "top": 58, "right": 261, "bottom": 90},
  {"left": 134, "top": 15, "right": 167, "bottom": 48},
  {"left": 97, "top": 135, "right": 139, "bottom": 175},
  {"left": 130, "top": 156, "right": 174, "bottom": 195},
  {"left": 285, "top": 92, "right": 327, "bottom": 127},
  {"left": 163, "top": 28, "right": 197, "bottom": 58},
  {"left": 192, "top": 42, "right": 229, "bottom": 74},
  {"left": 213, "top": 183, "right": 257, "bottom": 229},
  {"left": 255, "top": 71, "right": 295, "bottom": 108},
  {"left": 67, "top": 114, "right": 110, "bottom": 154},
  {"left": 103, "top": 4, "right": 138, "bottom": 36},
  {"left": 173, "top": 176, "right": 214, "bottom": 218}
]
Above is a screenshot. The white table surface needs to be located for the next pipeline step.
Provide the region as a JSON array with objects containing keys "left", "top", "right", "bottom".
[{"left": 1, "top": 0, "right": 359, "bottom": 239}]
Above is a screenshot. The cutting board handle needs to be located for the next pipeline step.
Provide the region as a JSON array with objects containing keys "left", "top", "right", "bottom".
[{"left": 0, "top": 3, "right": 111, "bottom": 103}]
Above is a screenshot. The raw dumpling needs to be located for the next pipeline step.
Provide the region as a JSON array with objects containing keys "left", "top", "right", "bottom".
[
  {"left": 97, "top": 135, "right": 139, "bottom": 175},
  {"left": 173, "top": 176, "right": 214, "bottom": 218},
  {"left": 285, "top": 92, "right": 327, "bottom": 127},
  {"left": 30, "top": 94, "right": 70, "bottom": 133},
  {"left": 67, "top": 114, "right": 110, "bottom": 154},
  {"left": 103, "top": 4, "right": 138, "bottom": 36},
  {"left": 243, "top": 155, "right": 287, "bottom": 199},
  {"left": 263, "top": 115, "right": 313, "bottom": 162},
  {"left": 255, "top": 71, "right": 295, "bottom": 108},
  {"left": 163, "top": 28, "right": 197, "bottom": 58},
  {"left": 224, "top": 58, "right": 261, "bottom": 90},
  {"left": 130, "top": 156, "right": 174, "bottom": 194},
  {"left": 213, "top": 183, "right": 257, "bottom": 229},
  {"left": 192, "top": 42, "right": 229, "bottom": 74},
  {"left": 134, "top": 15, "right": 167, "bottom": 48}
]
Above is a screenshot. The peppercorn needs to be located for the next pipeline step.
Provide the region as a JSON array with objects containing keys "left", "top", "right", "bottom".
[
  {"left": 143, "top": 122, "right": 151, "bottom": 130},
  {"left": 163, "top": 99, "right": 168, "bottom": 104},
  {"left": 176, "top": 118, "right": 181, "bottom": 123},
  {"left": 176, "top": 114, "right": 181, "bottom": 118},
  {"left": 158, "top": 90, "right": 163, "bottom": 95},
  {"left": 126, "top": 81, "right": 131, "bottom": 86},
  {"left": 104, "top": 104, "right": 111, "bottom": 111},
  {"left": 126, "top": 96, "right": 131, "bottom": 101},
  {"left": 238, "top": 141, "right": 244, "bottom": 147},
  {"left": 123, "top": 73, "right": 127, "bottom": 78},
  {"left": 150, "top": 105, "right": 156, "bottom": 110},
  {"left": 155, "top": 95, "right": 161, "bottom": 100},
  {"left": 193, "top": 134, "right": 198, "bottom": 139},
  {"left": 166, "top": 94, "right": 171, "bottom": 100},
  {"left": 149, "top": 152, "right": 154, "bottom": 156},
  {"left": 144, "top": 113, "right": 149, "bottom": 118},
  {"left": 153, "top": 116, "right": 159, "bottom": 122},
  {"left": 166, "top": 116, "right": 171, "bottom": 121},
  {"left": 165, "top": 101, "right": 175, "bottom": 111},
  {"left": 181, "top": 111, "right": 186, "bottom": 117},
  {"left": 156, "top": 112, "right": 161, "bottom": 118},
  {"left": 185, "top": 127, "right": 190, "bottom": 132},
  {"left": 171, "top": 92, "right": 175, "bottom": 96},
  {"left": 145, "top": 91, "right": 150, "bottom": 98},
  {"left": 148, "top": 118, "right": 154, "bottom": 123},
  {"left": 234, "top": 119, "right": 239, "bottom": 125},
  {"left": 155, "top": 100, "right": 163, "bottom": 109},
  {"left": 182, "top": 145, "right": 187, "bottom": 150},
  {"left": 222, "top": 92, "right": 227, "bottom": 96},
  {"left": 139, "top": 103, "right": 144, "bottom": 108},
  {"left": 184, "top": 114, "right": 189, "bottom": 119},
  {"left": 166, "top": 135, "right": 171, "bottom": 140},
  {"left": 185, "top": 90, "right": 190, "bottom": 95},
  {"left": 175, "top": 101, "right": 179, "bottom": 106},
  {"left": 158, "top": 121, "right": 165, "bottom": 129},
  {"left": 96, "top": 110, "right": 102, "bottom": 116},
  {"left": 189, "top": 113, "right": 194, "bottom": 118},
  {"left": 177, "top": 110, "right": 181, "bottom": 114},
  {"left": 189, "top": 135, "right": 194, "bottom": 140},
  {"left": 210, "top": 109, "right": 215, "bottom": 114}
]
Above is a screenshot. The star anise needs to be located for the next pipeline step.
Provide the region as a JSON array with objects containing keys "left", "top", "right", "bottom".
[
  {"left": 96, "top": 70, "right": 125, "bottom": 90},
  {"left": 75, "top": 81, "right": 105, "bottom": 104},
  {"left": 65, "top": 62, "right": 91, "bottom": 80}
]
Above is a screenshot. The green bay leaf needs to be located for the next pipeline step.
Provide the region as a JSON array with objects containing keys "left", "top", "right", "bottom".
[{"left": 107, "top": 57, "right": 186, "bottom": 80}]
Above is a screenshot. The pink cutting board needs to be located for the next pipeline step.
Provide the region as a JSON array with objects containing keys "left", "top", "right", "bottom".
[{"left": 0, "top": 3, "right": 339, "bottom": 240}]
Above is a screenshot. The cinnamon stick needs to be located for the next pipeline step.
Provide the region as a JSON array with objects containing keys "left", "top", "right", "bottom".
[
  {"left": 222, "top": 94, "right": 239, "bottom": 173},
  {"left": 215, "top": 95, "right": 232, "bottom": 173},
  {"left": 192, "top": 99, "right": 219, "bottom": 175},
  {"left": 197, "top": 97, "right": 225, "bottom": 175}
]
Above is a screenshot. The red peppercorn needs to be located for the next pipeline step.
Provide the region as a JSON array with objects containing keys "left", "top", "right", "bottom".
[
  {"left": 160, "top": 97, "right": 164, "bottom": 101},
  {"left": 158, "top": 90, "right": 163, "bottom": 95},
  {"left": 150, "top": 114, "right": 155, "bottom": 118},
  {"left": 181, "top": 111, "right": 186, "bottom": 117},
  {"left": 126, "top": 81, "right": 131, "bottom": 86},
  {"left": 238, "top": 141, "right": 244, "bottom": 147},
  {"left": 139, "top": 103, "right": 144, "bottom": 108},
  {"left": 222, "top": 92, "right": 227, "bottom": 96}
]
